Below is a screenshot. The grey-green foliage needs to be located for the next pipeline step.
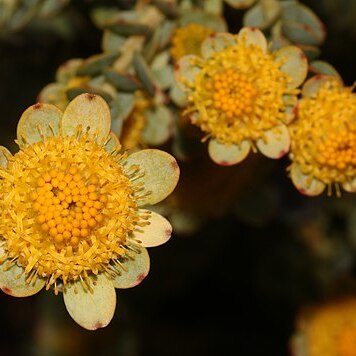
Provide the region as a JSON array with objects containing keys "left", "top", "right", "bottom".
[
  {"left": 0, "top": 0, "right": 69, "bottom": 34},
  {"left": 243, "top": 0, "right": 326, "bottom": 60}
]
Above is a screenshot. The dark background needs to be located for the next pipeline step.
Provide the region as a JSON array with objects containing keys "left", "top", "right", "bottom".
[{"left": 0, "top": 1, "right": 355, "bottom": 355}]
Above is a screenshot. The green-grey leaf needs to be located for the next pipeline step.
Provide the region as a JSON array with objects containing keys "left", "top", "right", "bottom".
[
  {"left": 102, "top": 30, "right": 126, "bottom": 53},
  {"left": 104, "top": 69, "right": 142, "bottom": 92},
  {"left": 142, "top": 105, "right": 173, "bottom": 146},
  {"left": 133, "top": 52, "right": 156, "bottom": 97},
  {"left": 105, "top": 21, "right": 152, "bottom": 37},
  {"left": 243, "top": 1, "right": 281, "bottom": 30},
  {"left": 309, "top": 60, "right": 341, "bottom": 79},
  {"left": 76, "top": 52, "right": 120, "bottom": 77},
  {"left": 110, "top": 92, "right": 135, "bottom": 127},
  {"left": 281, "top": 2, "right": 325, "bottom": 45}
]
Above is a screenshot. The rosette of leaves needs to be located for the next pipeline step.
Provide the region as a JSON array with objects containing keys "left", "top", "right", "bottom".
[
  {"left": 242, "top": 0, "right": 326, "bottom": 60},
  {"left": 0, "top": 0, "right": 69, "bottom": 34}
]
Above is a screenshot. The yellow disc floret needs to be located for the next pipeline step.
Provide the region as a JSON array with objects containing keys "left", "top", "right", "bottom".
[
  {"left": 210, "top": 70, "right": 257, "bottom": 118},
  {"left": 0, "top": 133, "right": 139, "bottom": 289},
  {"left": 186, "top": 36, "right": 294, "bottom": 145},
  {"left": 289, "top": 79, "right": 356, "bottom": 185},
  {"left": 170, "top": 23, "right": 214, "bottom": 62}
]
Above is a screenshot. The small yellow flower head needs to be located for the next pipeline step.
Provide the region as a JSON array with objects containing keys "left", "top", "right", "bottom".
[
  {"left": 170, "top": 23, "right": 214, "bottom": 62},
  {"left": 288, "top": 75, "right": 356, "bottom": 196},
  {"left": 0, "top": 94, "right": 179, "bottom": 330},
  {"left": 175, "top": 27, "right": 308, "bottom": 166},
  {"left": 291, "top": 298, "right": 356, "bottom": 356}
]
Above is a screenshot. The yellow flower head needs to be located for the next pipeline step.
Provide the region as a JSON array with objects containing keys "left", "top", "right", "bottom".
[
  {"left": 0, "top": 94, "right": 179, "bottom": 330},
  {"left": 170, "top": 23, "right": 214, "bottom": 62},
  {"left": 289, "top": 75, "right": 356, "bottom": 196},
  {"left": 292, "top": 298, "right": 356, "bottom": 356},
  {"left": 175, "top": 27, "right": 308, "bottom": 165}
]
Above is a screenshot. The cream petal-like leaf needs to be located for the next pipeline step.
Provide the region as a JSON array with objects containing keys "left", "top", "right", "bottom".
[
  {"left": 274, "top": 46, "right": 308, "bottom": 89},
  {"left": 142, "top": 105, "right": 174, "bottom": 146},
  {"left": 0, "top": 146, "right": 11, "bottom": 168},
  {"left": 61, "top": 93, "right": 111, "bottom": 143},
  {"left": 302, "top": 75, "right": 341, "bottom": 98},
  {"left": 37, "top": 83, "right": 65, "bottom": 109},
  {"left": 112, "top": 245, "right": 150, "bottom": 289},
  {"left": 0, "top": 260, "right": 45, "bottom": 297},
  {"left": 124, "top": 149, "right": 180, "bottom": 206},
  {"left": 17, "top": 103, "right": 62, "bottom": 145},
  {"left": 290, "top": 164, "right": 325, "bottom": 196},
  {"left": 201, "top": 32, "right": 236, "bottom": 59},
  {"left": 283, "top": 94, "right": 298, "bottom": 124},
  {"left": 104, "top": 131, "right": 121, "bottom": 154},
  {"left": 256, "top": 125, "right": 290, "bottom": 159},
  {"left": 63, "top": 273, "right": 116, "bottom": 330},
  {"left": 170, "top": 82, "right": 188, "bottom": 108},
  {"left": 132, "top": 209, "right": 172, "bottom": 247},
  {"left": 342, "top": 178, "right": 356, "bottom": 193},
  {"left": 237, "top": 27, "right": 267, "bottom": 52},
  {"left": 174, "top": 55, "right": 201, "bottom": 92},
  {"left": 208, "top": 139, "right": 251, "bottom": 166}
]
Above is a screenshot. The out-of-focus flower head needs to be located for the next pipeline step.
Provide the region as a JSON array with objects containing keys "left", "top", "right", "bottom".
[
  {"left": 288, "top": 75, "right": 356, "bottom": 196},
  {"left": 292, "top": 297, "right": 356, "bottom": 356}
]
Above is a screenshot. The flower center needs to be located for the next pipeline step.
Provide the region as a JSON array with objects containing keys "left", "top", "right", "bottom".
[
  {"left": 171, "top": 23, "right": 214, "bottom": 62},
  {"left": 315, "top": 130, "right": 356, "bottom": 170},
  {"left": 0, "top": 133, "right": 140, "bottom": 289},
  {"left": 31, "top": 166, "right": 107, "bottom": 247},
  {"left": 186, "top": 37, "right": 292, "bottom": 144},
  {"left": 289, "top": 79, "right": 356, "bottom": 185},
  {"left": 209, "top": 70, "right": 257, "bottom": 119}
]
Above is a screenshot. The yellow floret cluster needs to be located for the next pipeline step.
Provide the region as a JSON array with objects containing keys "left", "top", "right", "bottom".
[
  {"left": 31, "top": 166, "right": 107, "bottom": 246},
  {"left": 0, "top": 133, "right": 140, "bottom": 288},
  {"left": 289, "top": 79, "right": 356, "bottom": 185},
  {"left": 186, "top": 37, "right": 293, "bottom": 145}
]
